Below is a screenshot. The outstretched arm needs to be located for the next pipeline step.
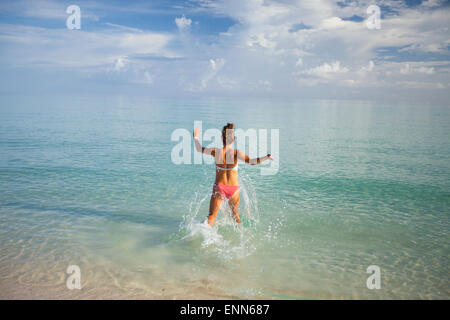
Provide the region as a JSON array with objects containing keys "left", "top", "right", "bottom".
[
  {"left": 193, "top": 128, "right": 215, "bottom": 156},
  {"left": 237, "top": 150, "right": 274, "bottom": 165}
]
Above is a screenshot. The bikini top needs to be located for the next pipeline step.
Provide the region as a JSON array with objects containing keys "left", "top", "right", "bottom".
[
  {"left": 215, "top": 149, "right": 238, "bottom": 171},
  {"left": 216, "top": 162, "right": 238, "bottom": 171}
]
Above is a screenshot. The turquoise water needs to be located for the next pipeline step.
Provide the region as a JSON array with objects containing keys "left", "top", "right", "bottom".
[{"left": 0, "top": 95, "right": 449, "bottom": 299}]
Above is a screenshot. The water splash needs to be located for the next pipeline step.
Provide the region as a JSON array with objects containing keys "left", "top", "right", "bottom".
[
  {"left": 182, "top": 220, "right": 228, "bottom": 248},
  {"left": 177, "top": 168, "right": 260, "bottom": 260}
]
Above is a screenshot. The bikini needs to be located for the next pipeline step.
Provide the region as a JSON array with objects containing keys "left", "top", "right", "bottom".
[{"left": 214, "top": 163, "right": 239, "bottom": 199}]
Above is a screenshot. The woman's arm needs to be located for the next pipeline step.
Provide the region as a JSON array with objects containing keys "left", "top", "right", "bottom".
[
  {"left": 193, "top": 128, "right": 215, "bottom": 156},
  {"left": 237, "top": 150, "right": 274, "bottom": 165}
]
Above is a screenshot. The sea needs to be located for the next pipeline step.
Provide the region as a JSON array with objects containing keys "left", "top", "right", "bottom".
[{"left": 0, "top": 94, "right": 448, "bottom": 299}]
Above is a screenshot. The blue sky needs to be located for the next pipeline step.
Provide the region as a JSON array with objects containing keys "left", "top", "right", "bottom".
[{"left": 0, "top": 0, "right": 449, "bottom": 101}]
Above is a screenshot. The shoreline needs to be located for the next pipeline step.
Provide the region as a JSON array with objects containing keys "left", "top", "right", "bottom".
[
  {"left": 0, "top": 277, "right": 250, "bottom": 300},
  {"left": 0, "top": 276, "right": 359, "bottom": 300}
]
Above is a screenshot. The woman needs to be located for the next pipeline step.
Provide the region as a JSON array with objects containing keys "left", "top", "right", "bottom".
[{"left": 193, "top": 123, "right": 273, "bottom": 226}]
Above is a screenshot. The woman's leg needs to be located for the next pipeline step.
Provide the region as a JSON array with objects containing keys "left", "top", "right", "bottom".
[
  {"left": 208, "top": 186, "right": 223, "bottom": 226},
  {"left": 228, "top": 191, "right": 241, "bottom": 223}
]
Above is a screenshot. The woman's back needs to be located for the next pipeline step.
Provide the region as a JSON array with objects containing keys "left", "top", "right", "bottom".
[{"left": 214, "top": 148, "right": 239, "bottom": 186}]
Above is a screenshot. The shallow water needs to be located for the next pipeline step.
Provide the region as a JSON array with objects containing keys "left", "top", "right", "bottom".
[{"left": 0, "top": 95, "right": 449, "bottom": 299}]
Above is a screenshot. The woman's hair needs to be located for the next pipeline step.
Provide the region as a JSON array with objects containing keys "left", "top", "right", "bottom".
[{"left": 222, "top": 123, "right": 235, "bottom": 146}]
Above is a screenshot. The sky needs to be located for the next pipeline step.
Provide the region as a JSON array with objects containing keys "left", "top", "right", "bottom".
[{"left": 0, "top": 0, "right": 449, "bottom": 102}]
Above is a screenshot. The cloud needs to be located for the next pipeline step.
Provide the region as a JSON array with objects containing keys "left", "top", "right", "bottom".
[
  {"left": 358, "top": 60, "right": 375, "bottom": 75},
  {"left": 301, "top": 61, "right": 349, "bottom": 78},
  {"left": 107, "top": 55, "right": 154, "bottom": 85},
  {"left": 175, "top": 15, "right": 192, "bottom": 30},
  {"left": 143, "top": 70, "right": 153, "bottom": 84},
  {"left": 104, "top": 22, "right": 143, "bottom": 33},
  {"left": 186, "top": 0, "right": 450, "bottom": 97},
  {"left": 209, "top": 58, "right": 225, "bottom": 71},
  {"left": 319, "top": 17, "right": 352, "bottom": 29},
  {"left": 0, "top": 23, "right": 174, "bottom": 68},
  {"left": 421, "top": 0, "right": 444, "bottom": 8},
  {"left": 187, "top": 58, "right": 226, "bottom": 91},
  {"left": 395, "top": 80, "right": 444, "bottom": 89},
  {"left": 0, "top": 0, "right": 99, "bottom": 21},
  {"left": 113, "top": 56, "right": 129, "bottom": 72},
  {"left": 400, "top": 63, "right": 435, "bottom": 75},
  {"left": 0, "top": 0, "right": 449, "bottom": 100},
  {"left": 247, "top": 33, "right": 277, "bottom": 49}
]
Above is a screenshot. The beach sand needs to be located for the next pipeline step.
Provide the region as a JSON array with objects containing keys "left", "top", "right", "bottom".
[{"left": 0, "top": 276, "right": 248, "bottom": 300}]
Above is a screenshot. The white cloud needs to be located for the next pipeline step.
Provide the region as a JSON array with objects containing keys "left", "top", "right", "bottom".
[
  {"left": 400, "top": 63, "right": 435, "bottom": 75},
  {"left": 0, "top": 0, "right": 449, "bottom": 100},
  {"left": 175, "top": 15, "right": 192, "bottom": 30},
  {"left": 189, "top": 0, "right": 450, "bottom": 97},
  {"left": 358, "top": 60, "right": 375, "bottom": 75},
  {"left": 143, "top": 70, "right": 153, "bottom": 84},
  {"left": 0, "top": 0, "right": 99, "bottom": 21},
  {"left": 421, "top": 0, "right": 444, "bottom": 8},
  {"left": 107, "top": 56, "right": 154, "bottom": 85},
  {"left": 302, "top": 61, "right": 349, "bottom": 78},
  {"left": 319, "top": 17, "right": 351, "bottom": 30},
  {"left": 217, "top": 76, "right": 238, "bottom": 89},
  {"left": 113, "top": 56, "right": 129, "bottom": 72},
  {"left": 247, "top": 33, "right": 277, "bottom": 49},
  {"left": 188, "top": 58, "right": 226, "bottom": 91},
  {"left": 105, "top": 22, "right": 143, "bottom": 33},
  {"left": 395, "top": 80, "right": 444, "bottom": 89},
  {"left": 209, "top": 58, "right": 224, "bottom": 71},
  {"left": 0, "top": 24, "right": 174, "bottom": 68}
]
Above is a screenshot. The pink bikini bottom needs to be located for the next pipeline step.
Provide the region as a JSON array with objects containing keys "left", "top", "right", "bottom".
[{"left": 214, "top": 184, "right": 239, "bottom": 199}]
